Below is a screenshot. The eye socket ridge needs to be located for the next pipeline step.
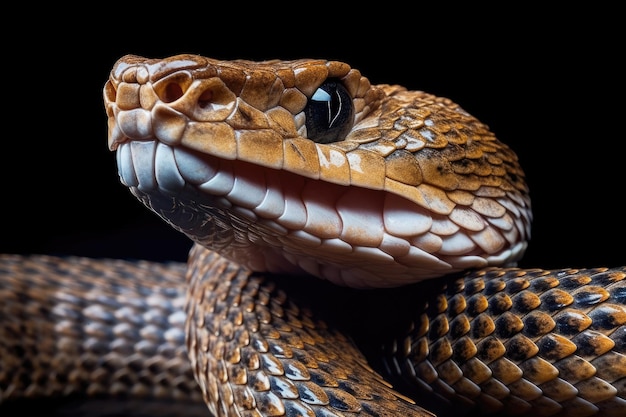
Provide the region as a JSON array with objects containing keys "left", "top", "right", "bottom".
[{"left": 304, "top": 79, "right": 354, "bottom": 144}]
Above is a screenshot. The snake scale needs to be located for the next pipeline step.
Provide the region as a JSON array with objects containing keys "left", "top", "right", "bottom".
[{"left": 0, "top": 54, "right": 624, "bottom": 417}]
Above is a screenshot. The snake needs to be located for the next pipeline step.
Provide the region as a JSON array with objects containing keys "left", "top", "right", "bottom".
[{"left": 0, "top": 54, "right": 624, "bottom": 417}]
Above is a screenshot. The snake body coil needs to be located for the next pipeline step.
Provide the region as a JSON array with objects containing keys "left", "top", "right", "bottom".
[{"left": 0, "top": 54, "right": 624, "bottom": 417}]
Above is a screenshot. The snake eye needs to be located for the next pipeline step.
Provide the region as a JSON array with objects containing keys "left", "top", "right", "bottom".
[{"left": 304, "top": 80, "right": 354, "bottom": 143}]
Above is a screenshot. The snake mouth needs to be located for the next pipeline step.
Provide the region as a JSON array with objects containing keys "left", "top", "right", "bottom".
[{"left": 114, "top": 138, "right": 528, "bottom": 288}]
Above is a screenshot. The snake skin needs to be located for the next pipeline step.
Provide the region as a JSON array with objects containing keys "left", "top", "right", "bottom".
[
  {"left": 0, "top": 254, "right": 200, "bottom": 404},
  {"left": 383, "top": 266, "right": 626, "bottom": 416},
  {"left": 2, "top": 251, "right": 624, "bottom": 417},
  {"left": 1, "top": 54, "right": 625, "bottom": 417}
]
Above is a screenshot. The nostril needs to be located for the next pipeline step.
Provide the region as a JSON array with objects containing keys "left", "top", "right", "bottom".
[
  {"left": 162, "top": 82, "right": 184, "bottom": 103},
  {"left": 153, "top": 72, "right": 192, "bottom": 104},
  {"left": 197, "top": 89, "right": 213, "bottom": 109}
]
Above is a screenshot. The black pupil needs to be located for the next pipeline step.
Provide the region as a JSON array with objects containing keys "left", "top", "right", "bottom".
[{"left": 304, "top": 80, "right": 354, "bottom": 144}]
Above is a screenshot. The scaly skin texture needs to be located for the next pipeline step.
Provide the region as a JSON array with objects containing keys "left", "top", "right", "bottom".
[
  {"left": 2, "top": 252, "right": 624, "bottom": 416},
  {"left": 104, "top": 55, "right": 531, "bottom": 288},
  {"left": 383, "top": 266, "right": 626, "bottom": 416},
  {"left": 184, "top": 244, "right": 432, "bottom": 417},
  {"left": 0, "top": 254, "right": 199, "bottom": 404},
  {"left": 0, "top": 54, "right": 624, "bottom": 417}
]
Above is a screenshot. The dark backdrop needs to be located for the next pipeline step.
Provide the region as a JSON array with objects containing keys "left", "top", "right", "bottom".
[{"left": 3, "top": 7, "right": 623, "bottom": 272}]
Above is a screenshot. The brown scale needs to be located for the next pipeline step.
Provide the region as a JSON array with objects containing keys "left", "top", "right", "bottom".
[
  {"left": 0, "top": 255, "right": 624, "bottom": 417},
  {"left": 0, "top": 254, "right": 208, "bottom": 416},
  {"left": 385, "top": 267, "right": 626, "bottom": 417},
  {"left": 185, "top": 245, "right": 434, "bottom": 417},
  {"left": 182, "top": 246, "right": 625, "bottom": 417}
]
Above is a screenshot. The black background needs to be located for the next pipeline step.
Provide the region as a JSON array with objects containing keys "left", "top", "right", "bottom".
[{"left": 2, "top": 6, "right": 623, "bottom": 272}]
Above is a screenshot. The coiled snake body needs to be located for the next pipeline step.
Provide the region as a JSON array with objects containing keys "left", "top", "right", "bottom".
[{"left": 1, "top": 54, "right": 624, "bottom": 417}]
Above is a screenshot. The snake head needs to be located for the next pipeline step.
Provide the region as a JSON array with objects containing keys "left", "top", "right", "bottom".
[{"left": 103, "top": 54, "right": 532, "bottom": 288}]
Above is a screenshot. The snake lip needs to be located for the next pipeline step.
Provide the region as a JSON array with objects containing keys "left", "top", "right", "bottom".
[{"left": 107, "top": 114, "right": 130, "bottom": 151}]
